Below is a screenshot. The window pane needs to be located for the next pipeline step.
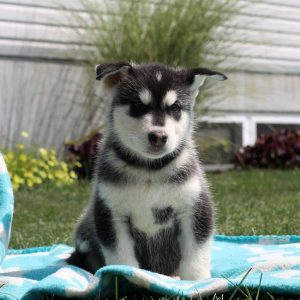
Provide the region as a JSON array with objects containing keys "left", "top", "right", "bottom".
[
  {"left": 257, "top": 124, "right": 300, "bottom": 136},
  {"left": 195, "top": 122, "right": 242, "bottom": 164}
]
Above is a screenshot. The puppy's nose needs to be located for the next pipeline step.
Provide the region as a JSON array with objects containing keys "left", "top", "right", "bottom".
[{"left": 148, "top": 131, "right": 168, "bottom": 147}]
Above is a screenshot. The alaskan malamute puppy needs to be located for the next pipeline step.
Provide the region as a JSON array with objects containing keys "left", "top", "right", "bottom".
[{"left": 67, "top": 62, "right": 227, "bottom": 280}]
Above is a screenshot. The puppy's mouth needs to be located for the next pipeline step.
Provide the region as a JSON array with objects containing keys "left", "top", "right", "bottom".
[{"left": 146, "top": 145, "right": 168, "bottom": 157}]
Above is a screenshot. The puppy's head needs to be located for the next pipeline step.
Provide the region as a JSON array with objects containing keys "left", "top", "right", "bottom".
[{"left": 96, "top": 62, "right": 226, "bottom": 159}]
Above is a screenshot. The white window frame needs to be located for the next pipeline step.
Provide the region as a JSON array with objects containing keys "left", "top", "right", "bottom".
[{"left": 199, "top": 113, "right": 300, "bottom": 146}]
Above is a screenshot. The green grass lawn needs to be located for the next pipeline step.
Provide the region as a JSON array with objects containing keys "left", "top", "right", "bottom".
[
  {"left": 10, "top": 169, "right": 300, "bottom": 248},
  {"left": 211, "top": 169, "right": 300, "bottom": 236}
]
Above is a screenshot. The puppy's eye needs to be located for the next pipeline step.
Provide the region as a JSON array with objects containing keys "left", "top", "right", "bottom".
[
  {"left": 170, "top": 103, "right": 181, "bottom": 113},
  {"left": 133, "top": 101, "right": 146, "bottom": 109}
]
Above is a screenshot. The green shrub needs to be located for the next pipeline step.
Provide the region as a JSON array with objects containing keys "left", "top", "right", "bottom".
[{"left": 3, "top": 132, "right": 78, "bottom": 190}]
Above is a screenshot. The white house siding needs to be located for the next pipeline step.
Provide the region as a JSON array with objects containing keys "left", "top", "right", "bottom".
[
  {"left": 0, "top": 0, "right": 93, "bottom": 151},
  {"left": 0, "top": 0, "right": 300, "bottom": 150},
  {"left": 0, "top": 60, "right": 95, "bottom": 150}
]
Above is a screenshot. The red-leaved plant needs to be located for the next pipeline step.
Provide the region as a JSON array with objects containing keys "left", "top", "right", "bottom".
[
  {"left": 234, "top": 129, "right": 300, "bottom": 169},
  {"left": 66, "top": 131, "right": 102, "bottom": 179}
]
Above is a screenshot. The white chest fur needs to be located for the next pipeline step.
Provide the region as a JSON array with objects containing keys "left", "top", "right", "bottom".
[{"left": 97, "top": 173, "right": 202, "bottom": 236}]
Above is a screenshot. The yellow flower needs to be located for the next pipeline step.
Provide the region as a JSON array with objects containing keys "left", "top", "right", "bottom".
[
  {"left": 24, "top": 172, "right": 33, "bottom": 179},
  {"left": 39, "top": 148, "right": 48, "bottom": 156},
  {"left": 34, "top": 177, "right": 42, "bottom": 184},
  {"left": 19, "top": 154, "right": 27, "bottom": 162},
  {"left": 69, "top": 171, "right": 77, "bottom": 179},
  {"left": 47, "top": 174, "right": 54, "bottom": 180},
  {"left": 48, "top": 161, "right": 56, "bottom": 167},
  {"left": 61, "top": 162, "right": 68, "bottom": 172},
  {"left": 31, "top": 167, "right": 38, "bottom": 173},
  {"left": 4, "top": 152, "right": 14, "bottom": 161},
  {"left": 27, "top": 181, "right": 33, "bottom": 188},
  {"left": 21, "top": 131, "right": 29, "bottom": 138},
  {"left": 75, "top": 161, "right": 82, "bottom": 168},
  {"left": 39, "top": 171, "right": 47, "bottom": 179},
  {"left": 37, "top": 161, "right": 47, "bottom": 168},
  {"left": 13, "top": 175, "right": 23, "bottom": 184},
  {"left": 17, "top": 143, "right": 25, "bottom": 150},
  {"left": 43, "top": 165, "right": 50, "bottom": 170},
  {"left": 55, "top": 172, "right": 64, "bottom": 179},
  {"left": 50, "top": 149, "right": 56, "bottom": 156}
]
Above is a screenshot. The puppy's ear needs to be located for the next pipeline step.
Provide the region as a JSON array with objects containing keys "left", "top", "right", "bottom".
[
  {"left": 95, "top": 61, "right": 132, "bottom": 88},
  {"left": 187, "top": 67, "right": 227, "bottom": 91}
]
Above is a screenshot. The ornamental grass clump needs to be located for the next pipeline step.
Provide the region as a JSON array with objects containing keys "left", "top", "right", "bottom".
[
  {"left": 73, "top": 0, "right": 237, "bottom": 66},
  {"left": 3, "top": 132, "right": 78, "bottom": 190},
  {"left": 67, "top": 0, "right": 239, "bottom": 119}
]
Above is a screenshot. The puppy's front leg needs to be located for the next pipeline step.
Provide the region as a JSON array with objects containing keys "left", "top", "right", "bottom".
[
  {"left": 94, "top": 195, "right": 139, "bottom": 268},
  {"left": 101, "top": 219, "right": 140, "bottom": 268},
  {"left": 178, "top": 198, "right": 214, "bottom": 280},
  {"left": 179, "top": 228, "right": 212, "bottom": 280}
]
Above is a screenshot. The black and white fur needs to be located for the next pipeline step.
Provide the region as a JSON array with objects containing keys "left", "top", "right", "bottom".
[{"left": 67, "top": 62, "right": 227, "bottom": 280}]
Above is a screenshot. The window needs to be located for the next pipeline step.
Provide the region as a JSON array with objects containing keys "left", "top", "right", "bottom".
[
  {"left": 195, "top": 122, "right": 242, "bottom": 164},
  {"left": 257, "top": 123, "right": 300, "bottom": 136}
]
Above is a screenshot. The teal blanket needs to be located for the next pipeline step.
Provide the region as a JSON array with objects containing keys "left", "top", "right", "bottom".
[{"left": 0, "top": 152, "right": 300, "bottom": 299}]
